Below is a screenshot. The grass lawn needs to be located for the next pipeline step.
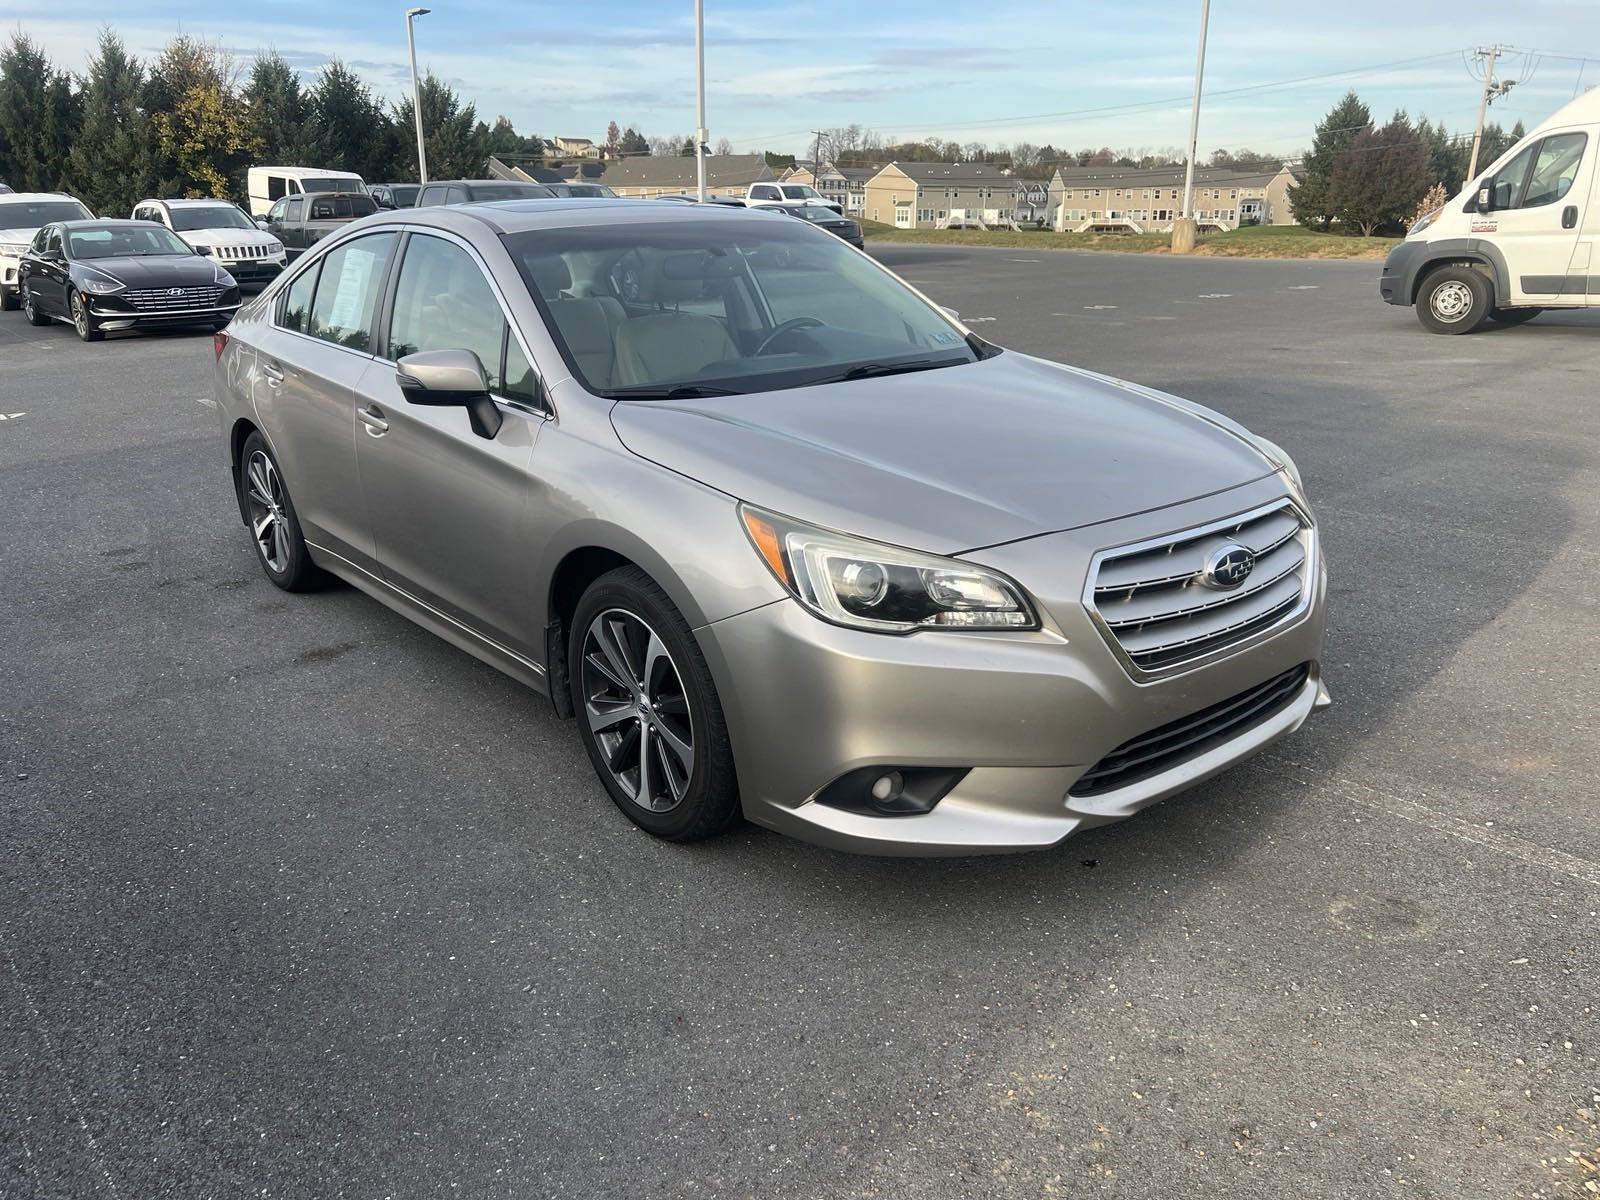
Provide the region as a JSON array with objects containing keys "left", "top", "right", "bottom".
[{"left": 858, "top": 219, "right": 1400, "bottom": 260}]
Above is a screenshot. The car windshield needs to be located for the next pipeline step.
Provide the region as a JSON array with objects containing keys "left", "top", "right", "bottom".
[
  {"left": 471, "top": 184, "right": 555, "bottom": 201},
  {"left": 780, "top": 185, "right": 819, "bottom": 200},
  {"left": 68, "top": 226, "right": 193, "bottom": 259},
  {"left": 504, "top": 219, "right": 982, "bottom": 398},
  {"left": 169, "top": 204, "right": 254, "bottom": 231},
  {"left": 553, "top": 184, "right": 615, "bottom": 198},
  {"left": 792, "top": 206, "right": 843, "bottom": 222},
  {"left": 0, "top": 199, "right": 93, "bottom": 228},
  {"left": 388, "top": 185, "right": 420, "bottom": 206},
  {"left": 308, "top": 194, "right": 378, "bottom": 219}
]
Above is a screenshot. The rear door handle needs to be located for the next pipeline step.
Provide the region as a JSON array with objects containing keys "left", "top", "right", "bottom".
[
  {"left": 261, "top": 360, "right": 284, "bottom": 387},
  {"left": 1563, "top": 205, "right": 1579, "bottom": 229},
  {"left": 357, "top": 404, "right": 389, "bottom": 435}
]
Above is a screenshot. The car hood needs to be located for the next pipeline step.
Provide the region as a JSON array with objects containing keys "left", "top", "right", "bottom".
[
  {"left": 608, "top": 352, "right": 1279, "bottom": 554},
  {"left": 177, "top": 227, "right": 280, "bottom": 248},
  {"left": 74, "top": 255, "right": 219, "bottom": 286},
  {"left": 0, "top": 225, "right": 40, "bottom": 247}
]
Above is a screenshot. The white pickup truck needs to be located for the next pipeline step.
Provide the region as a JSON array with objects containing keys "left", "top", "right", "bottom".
[{"left": 745, "top": 182, "right": 843, "bottom": 214}]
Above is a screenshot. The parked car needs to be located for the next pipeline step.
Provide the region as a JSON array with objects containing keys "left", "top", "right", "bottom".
[
  {"left": 746, "top": 181, "right": 843, "bottom": 214},
  {"left": 779, "top": 203, "right": 865, "bottom": 249},
  {"left": 413, "top": 180, "right": 555, "bottom": 207},
  {"left": 20, "top": 219, "right": 239, "bottom": 342},
  {"left": 370, "top": 183, "right": 421, "bottom": 210},
  {"left": 214, "top": 201, "right": 1327, "bottom": 855},
  {"left": 247, "top": 166, "right": 366, "bottom": 217},
  {"left": 1381, "top": 86, "right": 1599, "bottom": 333},
  {"left": 655, "top": 193, "right": 747, "bottom": 206},
  {"left": 0, "top": 191, "right": 95, "bottom": 310},
  {"left": 132, "top": 198, "right": 287, "bottom": 290},
  {"left": 260, "top": 191, "right": 379, "bottom": 260},
  {"left": 543, "top": 181, "right": 620, "bottom": 199},
  {"left": 0, "top": 182, "right": 12, "bottom": 194}
]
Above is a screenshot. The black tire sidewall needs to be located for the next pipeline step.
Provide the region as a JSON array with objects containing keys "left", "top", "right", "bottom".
[
  {"left": 1417, "top": 266, "right": 1492, "bottom": 335},
  {"left": 568, "top": 567, "right": 738, "bottom": 841},
  {"left": 240, "top": 431, "right": 323, "bottom": 592}
]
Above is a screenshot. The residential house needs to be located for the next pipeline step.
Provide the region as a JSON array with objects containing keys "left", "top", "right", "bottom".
[
  {"left": 596, "top": 153, "right": 776, "bottom": 198},
  {"left": 548, "top": 136, "right": 602, "bottom": 159},
  {"left": 861, "top": 162, "right": 1022, "bottom": 228},
  {"left": 1047, "top": 163, "right": 1298, "bottom": 232}
]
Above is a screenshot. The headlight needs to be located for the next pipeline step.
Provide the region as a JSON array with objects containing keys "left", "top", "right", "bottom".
[
  {"left": 268, "top": 242, "right": 285, "bottom": 258},
  {"left": 79, "top": 277, "right": 124, "bottom": 295},
  {"left": 1252, "top": 435, "right": 1304, "bottom": 494},
  {"left": 211, "top": 262, "right": 235, "bottom": 286},
  {"left": 740, "top": 505, "right": 1037, "bottom": 633},
  {"left": 1408, "top": 206, "right": 1443, "bottom": 237},
  {"left": 0, "top": 242, "right": 27, "bottom": 257}
]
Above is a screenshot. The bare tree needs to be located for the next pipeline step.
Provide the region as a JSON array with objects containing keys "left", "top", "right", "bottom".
[{"left": 713, "top": 136, "right": 732, "bottom": 156}]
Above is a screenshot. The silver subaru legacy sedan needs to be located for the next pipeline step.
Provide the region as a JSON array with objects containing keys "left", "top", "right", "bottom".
[{"left": 213, "top": 199, "right": 1329, "bottom": 855}]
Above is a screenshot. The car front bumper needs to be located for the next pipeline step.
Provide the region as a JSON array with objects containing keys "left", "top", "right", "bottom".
[
  {"left": 696, "top": 478, "right": 1329, "bottom": 856},
  {"left": 216, "top": 258, "right": 286, "bottom": 288},
  {"left": 88, "top": 301, "right": 242, "bottom": 329},
  {"left": 0, "top": 253, "right": 18, "bottom": 293}
]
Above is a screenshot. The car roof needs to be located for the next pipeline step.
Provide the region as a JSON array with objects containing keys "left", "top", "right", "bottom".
[
  {"left": 152, "top": 198, "right": 243, "bottom": 207},
  {"left": 427, "top": 179, "right": 549, "bottom": 187},
  {"left": 57, "top": 219, "right": 166, "bottom": 229},
  {"left": 379, "top": 198, "right": 785, "bottom": 236},
  {"left": 0, "top": 192, "right": 82, "bottom": 204}
]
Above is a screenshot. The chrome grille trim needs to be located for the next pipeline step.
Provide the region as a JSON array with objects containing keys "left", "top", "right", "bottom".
[
  {"left": 1083, "top": 498, "right": 1316, "bottom": 679},
  {"left": 123, "top": 285, "right": 225, "bottom": 312}
]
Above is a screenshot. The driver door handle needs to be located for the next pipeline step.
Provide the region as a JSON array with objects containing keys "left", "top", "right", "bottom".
[
  {"left": 1563, "top": 205, "right": 1579, "bottom": 229},
  {"left": 357, "top": 404, "right": 389, "bottom": 435}
]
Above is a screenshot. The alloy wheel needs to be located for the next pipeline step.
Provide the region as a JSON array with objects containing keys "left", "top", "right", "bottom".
[
  {"left": 580, "top": 608, "right": 695, "bottom": 812},
  {"left": 23, "top": 289, "right": 36, "bottom": 322},
  {"left": 71, "top": 293, "right": 88, "bottom": 337},
  {"left": 1429, "top": 280, "right": 1473, "bottom": 323},
  {"left": 244, "top": 450, "right": 290, "bottom": 574}
]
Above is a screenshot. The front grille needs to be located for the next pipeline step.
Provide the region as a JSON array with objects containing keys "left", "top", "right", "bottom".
[
  {"left": 123, "top": 285, "right": 224, "bottom": 312},
  {"left": 1086, "top": 500, "right": 1314, "bottom": 675},
  {"left": 218, "top": 244, "right": 275, "bottom": 260},
  {"left": 1069, "top": 663, "right": 1311, "bottom": 797}
]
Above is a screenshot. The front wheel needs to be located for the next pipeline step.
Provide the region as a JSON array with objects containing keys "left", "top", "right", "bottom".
[
  {"left": 1489, "top": 306, "right": 1542, "bottom": 326},
  {"left": 70, "top": 293, "right": 104, "bottom": 342},
  {"left": 239, "top": 432, "right": 327, "bottom": 592},
  {"left": 569, "top": 566, "right": 739, "bottom": 842},
  {"left": 1415, "top": 265, "right": 1492, "bottom": 335}
]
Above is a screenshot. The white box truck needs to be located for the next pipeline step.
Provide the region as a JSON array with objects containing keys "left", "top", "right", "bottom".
[
  {"left": 1381, "top": 88, "right": 1599, "bottom": 333},
  {"left": 246, "top": 167, "right": 367, "bottom": 218}
]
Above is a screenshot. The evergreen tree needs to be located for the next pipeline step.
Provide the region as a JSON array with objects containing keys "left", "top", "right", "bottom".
[
  {"left": 146, "top": 36, "right": 256, "bottom": 198},
  {"left": 305, "top": 60, "right": 395, "bottom": 182},
  {"left": 66, "top": 31, "right": 157, "bottom": 216},
  {"left": 243, "top": 51, "right": 308, "bottom": 164},
  {"left": 1328, "top": 114, "right": 1430, "bottom": 236},
  {"left": 0, "top": 33, "right": 77, "bottom": 191},
  {"left": 392, "top": 73, "right": 486, "bottom": 179},
  {"left": 1293, "top": 90, "right": 1372, "bottom": 229},
  {"left": 618, "top": 127, "right": 649, "bottom": 157}
]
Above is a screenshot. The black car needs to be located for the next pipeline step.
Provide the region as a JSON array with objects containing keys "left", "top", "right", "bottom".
[
  {"left": 413, "top": 179, "right": 555, "bottom": 207},
  {"left": 369, "top": 183, "right": 421, "bottom": 209},
  {"left": 19, "top": 220, "right": 240, "bottom": 342},
  {"left": 781, "top": 204, "right": 865, "bottom": 249}
]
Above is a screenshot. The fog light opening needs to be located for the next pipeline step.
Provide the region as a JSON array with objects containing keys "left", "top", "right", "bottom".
[
  {"left": 869, "top": 771, "right": 903, "bottom": 803},
  {"left": 814, "top": 766, "right": 968, "bottom": 817}
]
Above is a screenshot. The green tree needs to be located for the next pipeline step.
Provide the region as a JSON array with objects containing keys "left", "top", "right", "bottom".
[
  {"left": 0, "top": 32, "right": 78, "bottom": 192},
  {"left": 243, "top": 51, "right": 308, "bottom": 164},
  {"left": 1328, "top": 115, "right": 1430, "bottom": 236},
  {"left": 146, "top": 36, "right": 256, "bottom": 198},
  {"left": 393, "top": 73, "right": 486, "bottom": 179},
  {"left": 65, "top": 30, "right": 158, "bottom": 216},
  {"left": 618, "top": 126, "right": 649, "bottom": 157},
  {"left": 305, "top": 60, "right": 396, "bottom": 181},
  {"left": 680, "top": 137, "right": 696, "bottom": 156},
  {"left": 1293, "top": 90, "right": 1372, "bottom": 229}
]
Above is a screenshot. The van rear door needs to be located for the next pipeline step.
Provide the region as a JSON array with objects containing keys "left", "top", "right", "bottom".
[{"left": 1479, "top": 128, "right": 1592, "bottom": 304}]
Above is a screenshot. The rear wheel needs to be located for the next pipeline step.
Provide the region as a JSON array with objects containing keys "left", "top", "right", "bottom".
[
  {"left": 1415, "top": 265, "right": 1492, "bottom": 335},
  {"left": 22, "top": 286, "right": 50, "bottom": 327},
  {"left": 569, "top": 567, "right": 739, "bottom": 842},
  {"left": 1489, "top": 306, "right": 1542, "bottom": 326},
  {"left": 70, "top": 293, "right": 104, "bottom": 342},
  {"left": 240, "top": 432, "right": 327, "bottom": 592}
]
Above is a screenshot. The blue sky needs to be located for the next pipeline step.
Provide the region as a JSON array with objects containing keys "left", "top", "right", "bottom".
[{"left": 11, "top": 1, "right": 1600, "bottom": 158}]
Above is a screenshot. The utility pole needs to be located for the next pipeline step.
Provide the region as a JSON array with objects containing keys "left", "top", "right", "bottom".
[
  {"left": 405, "top": 7, "right": 431, "bottom": 184},
  {"left": 1172, "top": 0, "right": 1212, "bottom": 254},
  {"left": 811, "top": 129, "right": 825, "bottom": 192},
  {"left": 694, "top": 0, "right": 708, "bottom": 201},
  {"left": 1466, "top": 46, "right": 1515, "bottom": 187}
]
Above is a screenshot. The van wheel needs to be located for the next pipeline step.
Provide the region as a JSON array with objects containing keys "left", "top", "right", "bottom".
[
  {"left": 1489, "top": 307, "right": 1542, "bottom": 326},
  {"left": 1416, "top": 266, "right": 1492, "bottom": 335}
]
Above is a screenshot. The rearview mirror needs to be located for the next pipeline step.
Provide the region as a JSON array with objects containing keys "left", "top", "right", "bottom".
[
  {"left": 396, "top": 349, "right": 503, "bottom": 439},
  {"left": 1477, "top": 186, "right": 1493, "bottom": 212}
]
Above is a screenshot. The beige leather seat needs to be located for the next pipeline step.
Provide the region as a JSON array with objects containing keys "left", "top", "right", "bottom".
[
  {"left": 611, "top": 265, "right": 739, "bottom": 388},
  {"left": 527, "top": 256, "right": 625, "bottom": 389}
]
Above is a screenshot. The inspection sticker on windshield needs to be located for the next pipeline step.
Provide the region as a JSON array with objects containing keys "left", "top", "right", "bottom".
[{"left": 931, "top": 331, "right": 961, "bottom": 344}]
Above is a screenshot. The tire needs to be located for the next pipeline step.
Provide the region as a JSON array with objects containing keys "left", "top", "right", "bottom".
[
  {"left": 568, "top": 566, "right": 739, "bottom": 842},
  {"left": 239, "top": 431, "right": 327, "bottom": 592},
  {"left": 70, "top": 292, "right": 104, "bottom": 342},
  {"left": 0, "top": 285, "right": 17, "bottom": 312},
  {"left": 1489, "top": 306, "right": 1542, "bottom": 326},
  {"left": 22, "top": 286, "right": 50, "bottom": 327},
  {"left": 1415, "top": 265, "right": 1492, "bottom": 335}
]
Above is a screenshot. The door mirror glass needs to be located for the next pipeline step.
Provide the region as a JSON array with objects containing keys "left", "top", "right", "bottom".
[
  {"left": 396, "top": 349, "right": 503, "bottom": 439},
  {"left": 1477, "top": 186, "right": 1493, "bottom": 212}
]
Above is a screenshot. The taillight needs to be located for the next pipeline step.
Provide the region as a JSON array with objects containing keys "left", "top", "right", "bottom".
[{"left": 212, "top": 328, "right": 229, "bottom": 363}]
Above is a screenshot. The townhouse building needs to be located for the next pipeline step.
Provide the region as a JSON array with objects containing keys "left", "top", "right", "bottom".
[{"left": 1047, "top": 163, "right": 1299, "bottom": 232}]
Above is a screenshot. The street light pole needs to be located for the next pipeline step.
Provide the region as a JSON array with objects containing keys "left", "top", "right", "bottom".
[
  {"left": 405, "top": 7, "right": 431, "bottom": 185},
  {"left": 1172, "top": 0, "right": 1211, "bottom": 254},
  {"left": 694, "top": 0, "right": 708, "bottom": 201}
]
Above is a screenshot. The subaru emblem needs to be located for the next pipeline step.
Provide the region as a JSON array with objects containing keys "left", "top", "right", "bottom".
[{"left": 1200, "top": 544, "right": 1255, "bottom": 590}]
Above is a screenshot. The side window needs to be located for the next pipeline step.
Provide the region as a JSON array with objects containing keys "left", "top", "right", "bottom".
[
  {"left": 280, "top": 262, "right": 320, "bottom": 333},
  {"left": 268, "top": 177, "right": 286, "bottom": 201},
  {"left": 386, "top": 234, "right": 506, "bottom": 393},
  {"left": 502, "top": 333, "right": 539, "bottom": 406},
  {"left": 30, "top": 226, "right": 50, "bottom": 252},
  {"left": 1487, "top": 141, "right": 1537, "bottom": 210},
  {"left": 445, "top": 186, "right": 468, "bottom": 205},
  {"left": 310, "top": 198, "right": 335, "bottom": 219},
  {"left": 284, "top": 197, "right": 303, "bottom": 222},
  {"left": 289, "top": 179, "right": 303, "bottom": 194},
  {"left": 1520, "top": 133, "right": 1586, "bottom": 209},
  {"left": 307, "top": 232, "right": 397, "bottom": 351},
  {"left": 267, "top": 198, "right": 289, "bottom": 223},
  {"left": 44, "top": 227, "right": 62, "bottom": 256}
]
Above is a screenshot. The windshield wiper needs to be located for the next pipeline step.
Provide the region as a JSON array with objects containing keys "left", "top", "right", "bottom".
[
  {"left": 611, "top": 383, "right": 745, "bottom": 400},
  {"left": 827, "top": 358, "right": 950, "bottom": 383}
]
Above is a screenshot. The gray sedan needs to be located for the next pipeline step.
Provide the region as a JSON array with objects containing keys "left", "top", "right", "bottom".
[{"left": 213, "top": 199, "right": 1329, "bottom": 855}]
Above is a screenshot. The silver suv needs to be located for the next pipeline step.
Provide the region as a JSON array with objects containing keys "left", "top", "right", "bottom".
[{"left": 213, "top": 199, "right": 1329, "bottom": 855}]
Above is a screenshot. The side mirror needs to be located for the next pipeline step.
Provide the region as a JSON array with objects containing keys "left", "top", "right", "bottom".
[
  {"left": 939, "top": 304, "right": 961, "bottom": 321},
  {"left": 255, "top": 217, "right": 271, "bottom": 229},
  {"left": 395, "top": 349, "right": 503, "bottom": 439},
  {"left": 1477, "top": 186, "right": 1493, "bottom": 212}
]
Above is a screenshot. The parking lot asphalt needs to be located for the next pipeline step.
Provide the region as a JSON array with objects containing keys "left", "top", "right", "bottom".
[{"left": 2, "top": 246, "right": 1596, "bottom": 1199}]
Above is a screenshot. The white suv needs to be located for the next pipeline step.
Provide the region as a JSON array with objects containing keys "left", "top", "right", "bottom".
[
  {"left": 0, "top": 192, "right": 94, "bottom": 310},
  {"left": 132, "top": 199, "right": 288, "bottom": 290},
  {"left": 745, "top": 182, "right": 843, "bottom": 214}
]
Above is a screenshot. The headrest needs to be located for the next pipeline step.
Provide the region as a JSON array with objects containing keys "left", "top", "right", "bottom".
[{"left": 527, "top": 255, "right": 572, "bottom": 300}]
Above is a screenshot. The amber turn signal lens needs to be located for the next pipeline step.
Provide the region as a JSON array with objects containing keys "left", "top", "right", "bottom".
[{"left": 741, "top": 509, "right": 791, "bottom": 588}]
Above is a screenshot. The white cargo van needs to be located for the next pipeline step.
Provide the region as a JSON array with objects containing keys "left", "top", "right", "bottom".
[
  {"left": 1381, "top": 88, "right": 1600, "bottom": 333},
  {"left": 246, "top": 167, "right": 367, "bottom": 217}
]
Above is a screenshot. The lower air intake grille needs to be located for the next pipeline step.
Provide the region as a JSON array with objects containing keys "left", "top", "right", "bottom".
[{"left": 1068, "top": 662, "right": 1311, "bottom": 798}]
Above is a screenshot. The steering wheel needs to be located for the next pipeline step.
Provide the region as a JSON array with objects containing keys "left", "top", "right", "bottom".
[{"left": 754, "top": 316, "right": 825, "bottom": 356}]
